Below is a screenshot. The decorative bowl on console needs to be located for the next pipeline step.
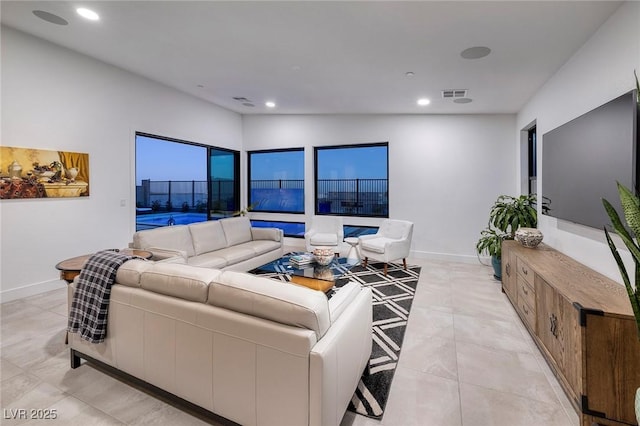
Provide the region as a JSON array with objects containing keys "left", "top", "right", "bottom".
[
  {"left": 313, "top": 248, "right": 334, "bottom": 266},
  {"left": 514, "top": 227, "right": 544, "bottom": 248}
]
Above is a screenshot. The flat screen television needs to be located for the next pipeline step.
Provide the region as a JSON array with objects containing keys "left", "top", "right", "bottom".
[{"left": 541, "top": 89, "right": 639, "bottom": 230}]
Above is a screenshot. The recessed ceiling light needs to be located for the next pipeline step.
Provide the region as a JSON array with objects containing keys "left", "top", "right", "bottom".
[
  {"left": 417, "top": 98, "right": 430, "bottom": 106},
  {"left": 405, "top": 72, "right": 415, "bottom": 78},
  {"left": 461, "top": 46, "right": 491, "bottom": 59},
  {"left": 265, "top": 101, "right": 276, "bottom": 108},
  {"left": 32, "top": 10, "right": 68, "bottom": 25},
  {"left": 76, "top": 7, "right": 100, "bottom": 21},
  {"left": 453, "top": 98, "right": 473, "bottom": 104}
]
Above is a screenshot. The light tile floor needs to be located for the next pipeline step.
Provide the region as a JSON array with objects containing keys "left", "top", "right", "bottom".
[{"left": 0, "top": 257, "right": 579, "bottom": 426}]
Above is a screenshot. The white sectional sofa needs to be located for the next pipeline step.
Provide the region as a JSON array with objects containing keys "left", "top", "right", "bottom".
[
  {"left": 131, "top": 216, "right": 283, "bottom": 271},
  {"left": 68, "top": 259, "right": 373, "bottom": 426}
]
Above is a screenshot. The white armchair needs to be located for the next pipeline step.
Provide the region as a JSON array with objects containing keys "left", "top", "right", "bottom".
[
  {"left": 304, "top": 216, "right": 344, "bottom": 252},
  {"left": 359, "top": 219, "right": 413, "bottom": 275}
]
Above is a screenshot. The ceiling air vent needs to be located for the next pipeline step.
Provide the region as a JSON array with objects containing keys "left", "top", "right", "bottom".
[
  {"left": 441, "top": 89, "right": 467, "bottom": 99},
  {"left": 233, "top": 96, "right": 251, "bottom": 102}
]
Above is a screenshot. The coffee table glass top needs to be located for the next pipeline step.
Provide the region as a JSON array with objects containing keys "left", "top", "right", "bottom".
[{"left": 253, "top": 252, "right": 359, "bottom": 283}]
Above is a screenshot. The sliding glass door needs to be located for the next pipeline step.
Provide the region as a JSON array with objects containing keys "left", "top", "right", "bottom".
[{"left": 209, "top": 147, "right": 239, "bottom": 218}]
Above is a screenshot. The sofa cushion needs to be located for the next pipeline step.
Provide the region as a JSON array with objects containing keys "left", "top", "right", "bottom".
[
  {"left": 208, "top": 271, "right": 330, "bottom": 339},
  {"left": 187, "top": 253, "right": 228, "bottom": 269},
  {"left": 133, "top": 225, "right": 195, "bottom": 258},
  {"left": 116, "top": 259, "right": 155, "bottom": 287},
  {"left": 140, "top": 263, "right": 222, "bottom": 303},
  {"left": 210, "top": 245, "right": 255, "bottom": 265},
  {"left": 220, "top": 216, "right": 252, "bottom": 246},
  {"left": 242, "top": 240, "right": 282, "bottom": 256},
  {"left": 189, "top": 220, "right": 228, "bottom": 255}
]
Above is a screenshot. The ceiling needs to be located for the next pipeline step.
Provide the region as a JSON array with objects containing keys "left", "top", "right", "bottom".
[{"left": 0, "top": 1, "right": 622, "bottom": 115}]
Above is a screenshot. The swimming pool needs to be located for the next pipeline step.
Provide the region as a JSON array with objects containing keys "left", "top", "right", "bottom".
[{"left": 136, "top": 212, "right": 207, "bottom": 230}]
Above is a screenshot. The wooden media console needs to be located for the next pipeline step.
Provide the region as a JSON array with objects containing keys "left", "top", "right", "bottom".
[{"left": 501, "top": 241, "right": 639, "bottom": 426}]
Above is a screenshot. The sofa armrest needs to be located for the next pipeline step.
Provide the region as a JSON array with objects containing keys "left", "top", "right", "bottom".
[
  {"left": 328, "top": 282, "right": 361, "bottom": 322},
  {"left": 309, "top": 287, "right": 372, "bottom": 426},
  {"left": 146, "top": 247, "right": 188, "bottom": 261},
  {"left": 383, "top": 239, "right": 411, "bottom": 259},
  {"left": 251, "top": 227, "right": 283, "bottom": 242}
]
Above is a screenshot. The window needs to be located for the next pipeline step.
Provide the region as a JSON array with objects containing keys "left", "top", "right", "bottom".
[
  {"left": 314, "top": 143, "right": 388, "bottom": 217},
  {"left": 135, "top": 133, "right": 239, "bottom": 230},
  {"left": 248, "top": 148, "right": 304, "bottom": 213}
]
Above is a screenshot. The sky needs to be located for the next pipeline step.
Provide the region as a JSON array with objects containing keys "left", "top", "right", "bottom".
[
  {"left": 136, "top": 135, "right": 388, "bottom": 184},
  {"left": 136, "top": 135, "right": 206, "bottom": 185}
]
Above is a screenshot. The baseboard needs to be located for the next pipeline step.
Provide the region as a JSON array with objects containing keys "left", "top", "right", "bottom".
[
  {"left": 0, "top": 278, "right": 66, "bottom": 303},
  {"left": 410, "top": 250, "right": 485, "bottom": 265}
]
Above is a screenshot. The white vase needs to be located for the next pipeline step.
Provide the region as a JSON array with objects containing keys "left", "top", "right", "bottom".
[
  {"left": 7, "top": 160, "right": 22, "bottom": 178},
  {"left": 66, "top": 167, "right": 79, "bottom": 181}
]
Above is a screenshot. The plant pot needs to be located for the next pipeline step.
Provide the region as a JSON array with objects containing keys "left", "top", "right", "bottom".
[{"left": 491, "top": 255, "right": 502, "bottom": 281}]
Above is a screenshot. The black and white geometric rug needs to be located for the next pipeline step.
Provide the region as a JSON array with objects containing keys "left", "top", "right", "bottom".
[{"left": 250, "top": 260, "right": 421, "bottom": 419}]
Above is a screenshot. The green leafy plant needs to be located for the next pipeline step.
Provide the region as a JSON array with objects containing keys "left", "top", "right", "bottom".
[
  {"left": 476, "top": 194, "right": 548, "bottom": 259},
  {"left": 476, "top": 228, "right": 504, "bottom": 258},
  {"left": 602, "top": 182, "right": 640, "bottom": 339},
  {"left": 232, "top": 203, "right": 255, "bottom": 217}
]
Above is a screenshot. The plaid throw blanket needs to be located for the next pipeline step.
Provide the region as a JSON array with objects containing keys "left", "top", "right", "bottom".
[{"left": 67, "top": 250, "right": 135, "bottom": 343}]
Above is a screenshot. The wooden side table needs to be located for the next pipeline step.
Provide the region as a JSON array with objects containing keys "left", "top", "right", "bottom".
[{"left": 55, "top": 249, "right": 152, "bottom": 283}]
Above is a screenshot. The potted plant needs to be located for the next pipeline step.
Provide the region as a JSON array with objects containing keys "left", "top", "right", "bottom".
[
  {"left": 476, "top": 194, "right": 546, "bottom": 279},
  {"left": 602, "top": 182, "right": 640, "bottom": 424},
  {"left": 606, "top": 71, "right": 640, "bottom": 423},
  {"left": 476, "top": 228, "right": 505, "bottom": 279}
]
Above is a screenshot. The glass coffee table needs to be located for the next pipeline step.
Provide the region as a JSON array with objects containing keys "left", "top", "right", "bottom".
[{"left": 251, "top": 253, "right": 360, "bottom": 293}]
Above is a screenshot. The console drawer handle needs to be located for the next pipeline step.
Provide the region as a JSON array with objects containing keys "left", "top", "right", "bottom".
[
  {"left": 506, "top": 264, "right": 511, "bottom": 277},
  {"left": 522, "top": 304, "right": 529, "bottom": 315},
  {"left": 522, "top": 285, "right": 529, "bottom": 295},
  {"left": 521, "top": 267, "right": 528, "bottom": 275},
  {"left": 550, "top": 313, "right": 558, "bottom": 338}
]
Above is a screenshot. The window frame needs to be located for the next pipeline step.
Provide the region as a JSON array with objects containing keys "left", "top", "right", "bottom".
[
  {"left": 135, "top": 132, "right": 240, "bottom": 230},
  {"left": 314, "top": 142, "right": 389, "bottom": 218},
  {"left": 247, "top": 147, "right": 305, "bottom": 214},
  {"left": 527, "top": 126, "right": 537, "bottom": 195}
]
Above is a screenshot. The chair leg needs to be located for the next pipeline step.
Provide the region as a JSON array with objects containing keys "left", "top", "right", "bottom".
[
  {"left": 363, "top": 257, "right": 368, "bottom": 267},
  {"left": 383, "top": 263, "right": 388, "bottom": 275},
  {"left": 403, "top": 258, "right": 407, "bottom": 270}
]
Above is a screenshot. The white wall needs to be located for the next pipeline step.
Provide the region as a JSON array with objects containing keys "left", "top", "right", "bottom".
[
  {"left": 0, "top": 27, "right": 243, "bottom": 301},
  {"left": 516, "top": 1, "right": 640, "bottom": 281},
  {"left": 243, "top": 114, "right": 517, "bottom": 261}
]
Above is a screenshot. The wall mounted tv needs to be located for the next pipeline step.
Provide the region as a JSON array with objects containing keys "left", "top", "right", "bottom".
[{"left": 541, "top": 89, "right": 639, "bottom": 230}]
